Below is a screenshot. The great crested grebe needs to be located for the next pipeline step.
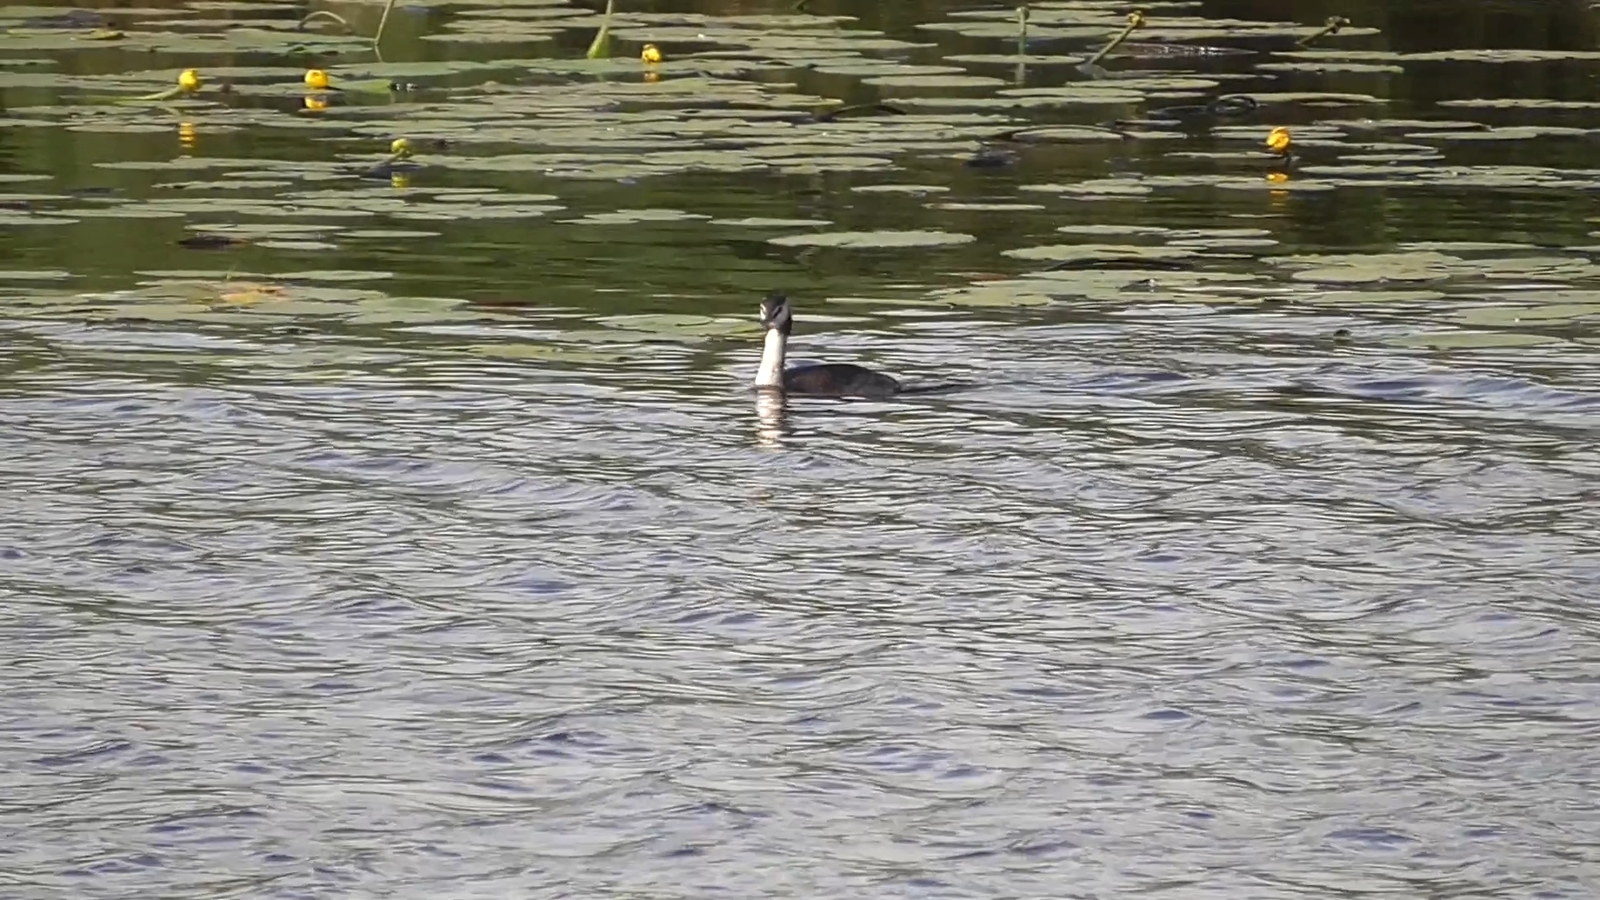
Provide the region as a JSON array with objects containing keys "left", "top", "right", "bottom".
[{"left": 754, "top": 292, "right": 963, "bottom": 400}]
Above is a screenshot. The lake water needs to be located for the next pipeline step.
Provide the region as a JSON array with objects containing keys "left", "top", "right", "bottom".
[{"left": 3, "top": 0, "right": 1600, "bottom": 897}]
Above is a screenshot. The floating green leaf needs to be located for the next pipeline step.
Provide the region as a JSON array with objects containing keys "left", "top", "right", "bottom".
[
  {"left": 1003, "top": 243, "right": 1201, "bottom": 262},
  {"left": 929, "top": 202, "right": 1046, "bottom": 212},
  {"left": 767, "top": 230, "right": 976, "bottom": 248},
  {"left": 564, "top": 209, "right": 712, "bottom": 225},
  {"left": 710, "top": 217, "right": 832, "bottom": 228},
  {"left": 861, "top": 73, "right": 1007, "bottom": 88},
  {"left": 597, "top": 313, "right": 756, "bottom": 336},
  {"left": 850, "top": 184, "right": 951, "bottom": 195},
  {"left": 1388, "top": 331, "right": 1567, "bottom": 349},
  {"left": 1020, "top": 179, "right": 1151, "bottom": 196}
]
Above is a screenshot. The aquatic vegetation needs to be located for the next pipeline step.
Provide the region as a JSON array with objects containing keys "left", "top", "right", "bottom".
[
  {"left": 586, "top": 0, "right": 615, "bottom": 59},
  {"left": 117, "top": 68, "right": 203, "bottom": 104},
  {"left": 1, "top": 0, "right": 1598, "bottom": 366},
  {"left": 1266, "top": 125, "right": 1293, "bottom": 155},
  {"left": 767, "top": 231, "right": 977, "bottom": 249},
  {"left": 1296, "top": 15, "right": 1352, "bottom": 48},
  {"left": 1085, "top": 10, "right": 1147, "bottom": 68}
]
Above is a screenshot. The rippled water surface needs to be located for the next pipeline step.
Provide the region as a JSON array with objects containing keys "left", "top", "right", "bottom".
[{"left": 5, "top": 0, "right": 1600, "bottom": 897}]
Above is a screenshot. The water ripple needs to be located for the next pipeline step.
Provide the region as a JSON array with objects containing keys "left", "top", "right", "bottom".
[{"left": 9, "top": 301, "right": 1594, "bottom": 896}]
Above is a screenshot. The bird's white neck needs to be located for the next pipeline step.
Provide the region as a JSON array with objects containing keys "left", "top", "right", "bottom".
[{"left": 755, "top": 327, "right": 787, "bottom": 389}]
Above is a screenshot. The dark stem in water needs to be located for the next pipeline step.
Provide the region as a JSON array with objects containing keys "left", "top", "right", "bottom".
[{"left": 1296, "top": 15, "right": 1351, "bottom": 48}]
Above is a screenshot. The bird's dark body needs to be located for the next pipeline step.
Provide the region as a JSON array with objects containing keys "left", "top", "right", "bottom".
[
  {"left": 756, "top": 291, "right": 972, "bottom": 400},
  {"left": 782, "top": 363, "right": 902, "bottom": 399}
]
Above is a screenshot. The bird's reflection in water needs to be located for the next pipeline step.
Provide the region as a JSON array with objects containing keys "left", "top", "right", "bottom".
[{"left": 753, "top": 390, "right": 792, "bottom": 448}]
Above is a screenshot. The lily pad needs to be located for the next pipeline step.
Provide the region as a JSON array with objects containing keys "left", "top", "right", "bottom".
[
  {"left": 1012, "top": 126, "right": 1126, "bottom": 142},
  {"left": 1298, "top": 290, "right": 1450, "bottom": 306},
  {"left": 0, "top": 269, "right": 73, "bottom": 281},
  {"left": 931, "top": 282, "right": 1057, "bottom": 307},
  {"left": 0, "top": 211, "right": 77, "bottom": 225},
  {"left": 812, "top": 63, "right": 968, "bottom": 77},
  {"left": 1388, "top": 331, "right": 1567, "bottom": 349},
  {"left": 1003, "top": 244, "right": 1200, "bottom": 262},
  {"left": 62, "top": 205, "right": 186, "bottom": 219},
  {"left": 861, "top": 73, "right": 1007, "bottom": 88},
  {"left": 1257, "top": 61, "right": 1404, "bottom": 74},
  {"left": 597, "top": 313, "right": 754, "bottom": 336},
  {"left": 1020, "top": 179, "right": 1151, "bottom": 196},
  {"left": 850, "top": 184, "right": 951, "bottom": 195},
  {"left": 1273, "top": 252, "right": 1461, "bottom": 285},
  {"left": 1439, "top": 98, "right": 1600, "bottom": 111},
  {"left": 1457, "top": 301, "right": 1600, "bottom": 326},
  {"left": 1247, "top": 91, "right": 1387, "bottom": 106},
  {"left": 824, "top": 295, "right": 948, "bottom": 308},
  {"left": 1427, "top": 126, "right": 1592, "bottom": 141},
  {"left": 1054, "top": 224, "right": 1172, "bottom": 236},
  {"left": 710, "top": 217, "right": 832, "bottom": 228},
  {"left": 929, "top": 202, "right": 1046, "bottom": 212},
  {"left": 767, "top": 230, "right": 976, "bottom": 249},
  {"left": 564, "top": 209, "right": 712, "bottom": 225},
  {"left": 343, "top": 228, "right": 444, "bottom": 239},
  {"left": 945, "top": 53, "right": 1088, "bottom": 67}
]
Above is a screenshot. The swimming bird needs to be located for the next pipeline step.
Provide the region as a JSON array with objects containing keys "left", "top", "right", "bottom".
[
  {"left": 755, "top": 292, "right": 902, "bottom": 399},
  {"left": 755, "top": 292, "right": 967, "bottom": 399}
]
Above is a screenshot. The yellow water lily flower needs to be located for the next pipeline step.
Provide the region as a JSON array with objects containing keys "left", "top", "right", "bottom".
[
  {"left": 178, "top": 68, "right": 202, "bottom": 93},
  {"left": 1265, "top": 126, "right": 1292, "bottom": 154},
  {"left": 304, "top": 69, "right": 331, "bottom": 91},
  {"left": 641, "top": 43, "right": 662, "bottom": 64},
  {"left": 356, "top": 138, "right": 418, "bottom": 180}
]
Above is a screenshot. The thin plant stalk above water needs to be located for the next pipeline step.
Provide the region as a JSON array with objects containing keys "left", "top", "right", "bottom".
[
  {"left": 294, "top": 0, "right": 402, "bottom": 51},
  {"left": 1085, "top": 10, "right": 1146, "bottom": 68},
  {"left": 1297, "top": 15, "right": 1351, "bottom": 48},
  {"left": 1015, "top": 4, "right": 1029, "bottom": 83},
  {"left": 373, "top": 0, "right": 400, "bottom": 49},
  {"left": 113, "top": 68, "right": 201, "bottom": 108},
  {"left": 587, "top": 0, "right": 617, "bottom": 59}
]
